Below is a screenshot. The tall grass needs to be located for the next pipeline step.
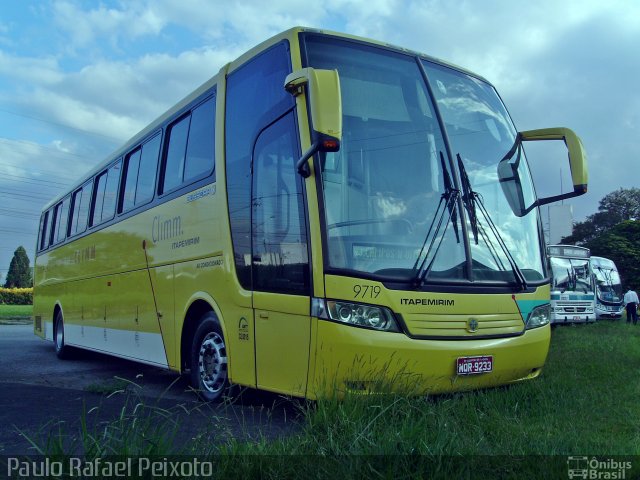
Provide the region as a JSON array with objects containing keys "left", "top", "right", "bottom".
[{"left": 20, "top": 321, "right": 640, "bottom": 478}]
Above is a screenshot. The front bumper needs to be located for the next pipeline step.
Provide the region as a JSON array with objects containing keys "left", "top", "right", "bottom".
[{"left": 309, "top": 319, "right": 550, "bottom": 398}]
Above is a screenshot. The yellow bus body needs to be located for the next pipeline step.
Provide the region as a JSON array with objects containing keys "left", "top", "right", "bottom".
[{"left": 33, "top": 27, "right": 580, "bottom": 400}]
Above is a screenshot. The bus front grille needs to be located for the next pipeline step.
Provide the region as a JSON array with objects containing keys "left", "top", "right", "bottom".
[{"left": 402, "top": 313, "right": 524, "bottom": 338}]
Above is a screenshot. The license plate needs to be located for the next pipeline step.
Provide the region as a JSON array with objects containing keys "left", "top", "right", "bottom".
[
  {"left": 456, "top": 356, "right": 493, "bottom": 375},
  {"left": 573, "top": 316, "right": 581, "bottom": 321}
]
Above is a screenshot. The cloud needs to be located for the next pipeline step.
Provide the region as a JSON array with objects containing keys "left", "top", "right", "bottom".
[
  {"left": 328, "top": 0, "right": 640, "bottom": 219},
  {"left": 0, "top": 45, "right": 243, "bottom": 149},
  {"left": 50, "top": 0, "right": 332, "bottom": 55},
  {"left": 2, "top": 0, "right": 640, "bottom": 226},
  {"left": 52, "top": 0, "right": 166, "bottom": 51},
  {"left": 0, "top": 51, "right": 63, "bottom": 85}
]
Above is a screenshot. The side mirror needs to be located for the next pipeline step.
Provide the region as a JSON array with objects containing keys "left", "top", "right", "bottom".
[
  {"left": 284, "top": 68, "right": 342, "bottom": 177},
  {"left": 498, "top": 127, "right": 588, "bottom": 216},
  {"left": 520, "top": 127, "right": 588, "bottom": 205}
]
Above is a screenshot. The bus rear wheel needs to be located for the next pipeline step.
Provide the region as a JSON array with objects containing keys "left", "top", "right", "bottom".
[
  {"left": 190, "top": 313, "right": 231, "bottom": 402},
  {"left": 54, "top": 311, "right": 71, "bottom": 359}
]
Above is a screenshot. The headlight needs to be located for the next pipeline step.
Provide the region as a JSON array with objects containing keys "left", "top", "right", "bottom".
[
  {"left": 312, "top": 298, "right": 400, "bottom": 332},
  {"left": 526, "top": 304, "right": 550, "bottom": 330}
]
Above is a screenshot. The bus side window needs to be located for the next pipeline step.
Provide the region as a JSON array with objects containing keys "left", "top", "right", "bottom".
[
  {"left": 69, "top": 181, "right": 92, "bottom": 236},
  {"left": 91, "top": 161, "right": 121, "bottom": 225},
  {"left": 163, "top": 114, "right": 190, "bottom": 193},
  {"left": 136, "top": 134, "right": 160, "bottom": 205},
  {"left": 122, "top": 133, "right": 161, "bottom": 212},
  {"left": 53, "top": 197, "right": 70, "bottom": 244},
  {"left": 91, "top": 172, "right": 108, "bottom": 227},
  {"left": 50, "top": 202, "right": 62, "bottom": 246},
  {"left": 184, "top": 96, "right": 215, "bottom": 182},
  {"left": 102, "top": 161, "right": 121, "bottom": 222},
  {"left": 47, "top": 207, "right": 57, "bottom": 248},
  {"left": 162, "top": 96, "right": 215, "bottom": 194},
  {"left": 38, "top": 211, "right": 50, "bottom": 251},
  {"left": 122, "top": 149, "right": 142, "bottom": 212}
]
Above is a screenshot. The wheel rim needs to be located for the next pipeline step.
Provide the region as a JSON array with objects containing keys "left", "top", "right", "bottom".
[
  {"left": 198, "top": 332, "right": 227, "bottom": 394},
  {"left": 55, "top": 320, "right": 64, "bottom": 350}
]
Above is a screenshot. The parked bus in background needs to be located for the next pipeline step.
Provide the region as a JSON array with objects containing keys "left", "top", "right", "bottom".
[
  {"left": 547, "top": 245, "right": 595, "bottom": 324},
  {"left": 33, "top": 27, "right": 588, "bottom": 401},
  {"left": 590, "top": 256, "right": 624, "bottom": 320}
]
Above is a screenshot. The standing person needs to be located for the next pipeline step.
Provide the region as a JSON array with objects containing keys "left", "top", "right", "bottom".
[{"left": 623, "top": 286, "right": 639, "bottom": 325}]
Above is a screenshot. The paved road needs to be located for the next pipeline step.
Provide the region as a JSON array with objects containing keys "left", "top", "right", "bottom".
[{"left": 0, "top": 325, "right": 301, "bottom": 455}]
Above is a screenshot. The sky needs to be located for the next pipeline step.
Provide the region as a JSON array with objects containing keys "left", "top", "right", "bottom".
[{"left": 0, "top": 0, "right": 638, "bottom": 281}]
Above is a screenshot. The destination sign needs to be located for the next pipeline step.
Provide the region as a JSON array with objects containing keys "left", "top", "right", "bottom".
[{"left": 548, "top": 246, "right": 590, "bottom": 258}]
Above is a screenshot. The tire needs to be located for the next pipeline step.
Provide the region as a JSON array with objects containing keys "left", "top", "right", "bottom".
[
  {"left": 54, "top": 311, "right": 71, "bottom": 359},
  {"left": 189, "top": 312, "right": 232, "bottom": 402}
]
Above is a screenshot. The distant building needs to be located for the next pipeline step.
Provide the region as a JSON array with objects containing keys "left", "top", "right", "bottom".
[{"left": 547, "top": 204, "right": 574, "bottom": 244}]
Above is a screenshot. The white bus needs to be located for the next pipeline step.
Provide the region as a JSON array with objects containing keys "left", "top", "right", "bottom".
[
  {"left": 547, "top": 245, "right": 595, "bottom": 323},
  {"left": 590, "top": 256, "right": 624, "bottom": 320}
]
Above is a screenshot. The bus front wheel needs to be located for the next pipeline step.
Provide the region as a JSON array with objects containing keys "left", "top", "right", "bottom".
[
  {"left": 54, "top": 311, "right": 71, "bottom": 359},
  {"left": 190, "top": 313, "right": 231, "bottom": 402}
]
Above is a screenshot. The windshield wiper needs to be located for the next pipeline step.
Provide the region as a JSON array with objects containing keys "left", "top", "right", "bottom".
[
  {"left": 456, "top": 154, "right": 527, "bottom": 291},
  {"left": 599, "top": 267, "right": 613, "bottom": 288},
  {"left": 441, "top": 152, "right": 460, "bottom": 243},
  {"left": 412, "top": 153, "right": 460, "bottom": 287},
  {"left": 561, "top": 267, "right": 573, "bottom": 293}
]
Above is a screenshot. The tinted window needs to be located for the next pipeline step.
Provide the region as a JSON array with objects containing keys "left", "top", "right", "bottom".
[
  {"left": 121, "top": 133, "right": 160, "bottom": 212},
  {"left": 137, "top": 134, "right": 160, "bottom": 204},
  {"left": 184, "top": 97, "right": 215, "bottom": 182},
  {"left": 163, "top": 116, "right": 190, "bottom": 192},
  {"left": 53, "top": 197, "right": 70, "bottom": 244},
  {"left": 92, "top": 161, "right": 121, "bottom": 225},
  {"left": 51, "top": 205, "right": 61, "bottom": 244},
  {"left": 252, "top": 112, "right": 308, "bottom": 294},
  {"left": 70, "top": 181, "right": 92, "bottom": 235},
  {"left": 162, "top": 96, "right": 215, "bottom": 193},
  {"left": 38, "top": 211, "right": 50, "bottom": 251},
  {"left": 102, "top": 161, "right": 121, "bottom": 221},
  {"left": 122, "top": 149, "right": 141, "bottom": 212},
  {"left": 91, "top": 173, "right": 108, "bottom": 226},
  {"left": 226, "top": 42, "right": 293, "bottom": 289}
]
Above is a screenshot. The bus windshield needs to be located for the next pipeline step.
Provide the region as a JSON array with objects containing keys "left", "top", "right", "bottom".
[
  {"left": 550, "top": 257, "right": 592, "bottom": 293},
  {"left": 592, "top": 261, "right": 623, "bottom": 303},
  {"left": 304, "top": 35, "right": 544, "bottom": 284}
]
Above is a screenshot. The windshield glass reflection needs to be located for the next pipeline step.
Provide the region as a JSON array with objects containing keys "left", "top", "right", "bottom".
[
  {"left": 421, "top": 61, "right": 543, "bottom": 282},
  {"left": 550, "top": 257, "right": 593, "bottom": 293},
  {"left": 592, "top": 259, "right": 623, "bottom": 302},
  {"left": 306, "top": 36, "right": 465, "bottom": 281},
  {"left": 304, "top": 35, "right": 544, "bottom": 284}
]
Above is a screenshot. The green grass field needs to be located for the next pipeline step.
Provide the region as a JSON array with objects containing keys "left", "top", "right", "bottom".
[
  {"left": 24, "top": 320, "right": 640, "bottom": 478},
  {"left": 0, "top": 304, "right": 32, "bottom": 324}
]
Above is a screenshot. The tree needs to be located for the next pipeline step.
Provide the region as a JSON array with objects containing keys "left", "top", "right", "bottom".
[
  {"left": 598, "top": 188, "right": 640, "bottom": 222},
  {"left": 560, "top": 188, "right": 640, "bottom": 288},
  {"left": 587, "top": 220, "right": 640, "bottom": 290},
  {"left": 561, "top": 188, "right": 640, "bottom": 245},
  {"left": 4, "top": 246, "right": 32, "bottom": 288}
]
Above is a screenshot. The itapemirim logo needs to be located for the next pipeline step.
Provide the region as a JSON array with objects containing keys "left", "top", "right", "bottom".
[{"left": 567, "top": 456, "right": 632, "bottom": 479}]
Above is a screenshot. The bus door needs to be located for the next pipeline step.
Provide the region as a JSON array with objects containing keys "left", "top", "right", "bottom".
[{"left": 251, "top": 112, "right": 312, "bottom": 396}]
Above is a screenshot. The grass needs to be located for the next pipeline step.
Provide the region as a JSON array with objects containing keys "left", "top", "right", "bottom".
[
  {"left": 17, "top": 321, "right": 640, "bottom": 478},
  {"left": 0, "top": 304, "right": 32, "bottom": 324},
  {"left": 84, "top": 377, "right": 133, "bottom": 396}
]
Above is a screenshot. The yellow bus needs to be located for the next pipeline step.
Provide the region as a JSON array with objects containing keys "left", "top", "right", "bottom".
[{"left": 33, "top": 27, "right": 588, "bottom": 401}]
